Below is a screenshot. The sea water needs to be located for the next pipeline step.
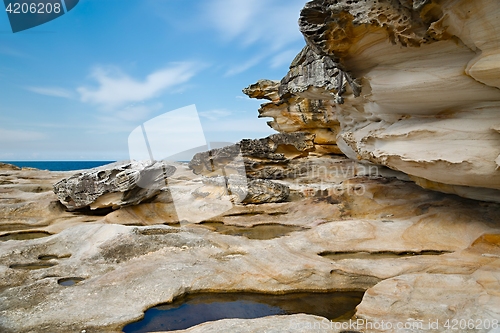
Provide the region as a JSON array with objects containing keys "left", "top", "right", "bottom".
[{"left": 1, "top": 161, "right": 115, "bottom": 171}]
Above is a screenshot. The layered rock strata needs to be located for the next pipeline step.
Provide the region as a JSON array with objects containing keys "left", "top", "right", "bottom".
[
  {"left": 53, "top": 161, "right": 175, "bottom": 210},
  {"left": 51, "top": 159, "right": 293, "bottom": 227},
  {"left": 249, "top": 0, "right": 500, "bottom": 202},
  {"left": 0, "top": 160, "right": 499, "bottom": 332},
  {"left": 243, "top": 79, "right": 343, "bottom": 156},
  {"left": 189, "top": 132, "right": 317, "bottom": 179},
  {"left": 194, "top": 176, "right": 290, "bottom": 204}
]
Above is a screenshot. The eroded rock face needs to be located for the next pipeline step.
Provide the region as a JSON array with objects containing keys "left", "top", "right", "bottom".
[
  {"left": 193, "top": 176, "right": 290, "bottom": 205},
  {"left": 243, "top": 179, "right": 290, "bottom": 204},
  {"left": 189, "top": 133, "right": 316, "bottom": 179},
  {"left": 0, "top": 162, "right": 499, "bottom": 332},
  {"left": 243, "top": 77, "right": 344, "bottom": 156},
  {"left": 53, "top": 161, "right": 176, "bottom": 210},
  {"left": 356, "top": 236, "right": 500, "bottom": 332},
  {"left": 249, "top": 0, "right": 500, "bottom": 202}
]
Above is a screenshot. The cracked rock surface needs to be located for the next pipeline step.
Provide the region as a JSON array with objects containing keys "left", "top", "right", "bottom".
[
  {"left": 53, "top": 161, "right": 176, "bottom": 210},
  {"left": 250, "top": 0, "right": 500, "bottom": 202},
  {"left": 0, "top": 159, "right": 499, "bottom": 332},
  {"left": 189, "top": 133, "right": 316, "bottom": 179}
]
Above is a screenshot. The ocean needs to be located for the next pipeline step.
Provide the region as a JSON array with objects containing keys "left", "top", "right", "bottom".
[{"left": 2, "top": 161, "right": 116, "bottom": 171}]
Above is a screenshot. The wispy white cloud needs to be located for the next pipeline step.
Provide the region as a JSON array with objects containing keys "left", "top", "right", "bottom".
[
  {"left": 25, "top": 86, "right": 74, "bottom": 98},
  {"left": 199, "top": 109, "right": 232, "bottom": 121},
  {"left": 206, "top": 0, "right": 260, "bottom": 42},
  {"left": 77, "top": 62, "right": 201, "bottom": 110},
  {"left": 0, "top": 128, "right": 46, "bottom": 142},
  {"left": 236, "top": 95, "right": 251, "bottom": 100},
  {"left": 115, "top": 102, "right": 164, "bottom": 122},
  {"left": 205, "top": 0, "right": 304, "bottom": 51},
  {"left": 203, "top": 0, "right": 305, "bottom": 76},
  {"left": 271, "top": 49, "right": 298, "bottom": 69},
  {"left": 225, "top": 55, "right": 265, "bottom": 77}
]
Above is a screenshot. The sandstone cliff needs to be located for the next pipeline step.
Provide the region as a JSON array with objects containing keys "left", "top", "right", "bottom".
[{"left": 247, "top": 0, "right": 500, "bottom": 203}]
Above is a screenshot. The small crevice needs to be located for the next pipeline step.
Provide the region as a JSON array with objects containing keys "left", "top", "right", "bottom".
[{"left": 320, "top": 250, "right": 452, "bottom": 260}]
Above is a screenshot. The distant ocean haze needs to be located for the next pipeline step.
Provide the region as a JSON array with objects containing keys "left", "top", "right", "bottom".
[{"left": 2, "top": 161, "right": 116, "bottom": 171}]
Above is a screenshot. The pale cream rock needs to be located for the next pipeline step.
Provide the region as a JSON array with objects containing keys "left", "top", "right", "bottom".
[
  {"left": 356, "top": 234, "right": 500, "bottom": 333},
  {"left": 1, "top": 163, "right": 500, "bottom": 332},
  {"left": 252, "top": 0, "right": 500, "bottom": 202}
]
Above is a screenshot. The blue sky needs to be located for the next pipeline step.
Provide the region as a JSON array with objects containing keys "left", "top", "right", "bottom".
[{"left": 0, "top": 0, "right": 306, "bottom": 161}]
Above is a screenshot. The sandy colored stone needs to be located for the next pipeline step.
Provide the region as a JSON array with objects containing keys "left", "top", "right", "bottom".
[
  {"left": 157, "top": 314, "right": 333, "bottom": 333},
  {"left": 53, "top": 161, "right": 176, "bottom": 210},
  {"left": 189, "top": 133, "right": 316, "bottom": 179},
  {"left": 249, "top": 0, "right": 500, "bottom": 202},
  {"left": 0, "top": 158, "right": 499, "bottom": 332}
]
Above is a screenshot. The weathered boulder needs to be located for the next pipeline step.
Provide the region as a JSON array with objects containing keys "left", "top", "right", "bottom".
[
  {"left": 243, "top": 78, "right": 343, "bottom": 156},
  {"left": 249, "top": 0, "right": 500, "bottom": 202},
  {"left": 193, "top": 176, "right": 289, "bottom": 205},
  {"left": 243, "top": 179, "right": 290, "bottom": 204},
  {"left": 0, "top": 163, "right": 21, "bottom": 171},
  {"left": 243, "top": 79, "right": 280, "bottom": 102},
  {"left": 53, "top": 161, "right": 175, "bottom": 210},
  {"left": 189, "top": 133, "right": 316, "bottom": 179}
]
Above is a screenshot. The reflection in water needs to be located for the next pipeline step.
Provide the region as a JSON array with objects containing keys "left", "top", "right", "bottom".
[
  {"left": 58, "top": 277, "right": 85, "bottom": 286},
  {"left": 123, "top": 291, "right": 364, "bottom": 333},
  {"left": 9, "top": 262, "right": 57, "bottom": 270},
  {"left": 200, "top": 222, "right": 306, "bottom": 240},
  {"left": 320, "top": 250, "right": 451, "bottom": 260},
  {"left": 0, "top": 231, "right": 52, "bottom": 241}
]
